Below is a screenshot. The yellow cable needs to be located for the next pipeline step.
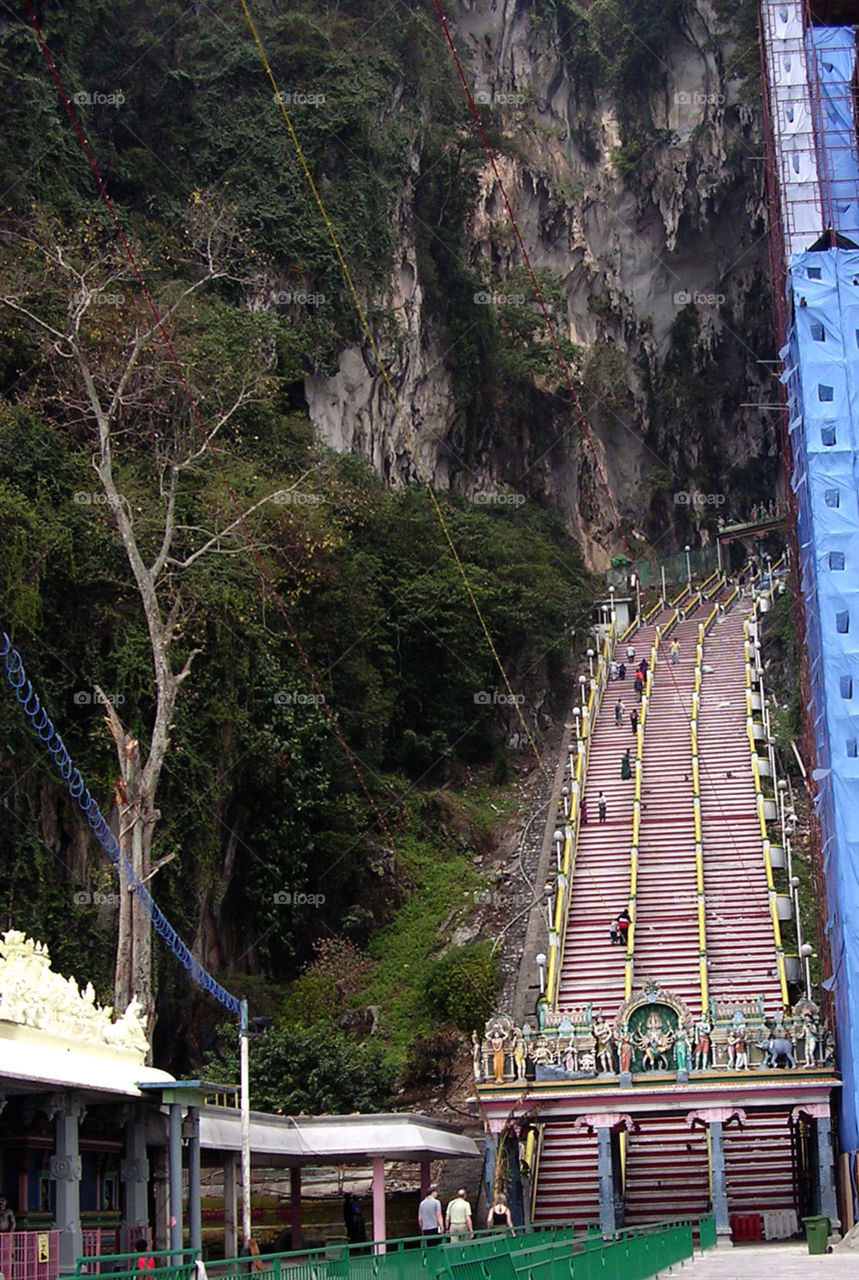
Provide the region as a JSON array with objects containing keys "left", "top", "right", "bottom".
[{"left": 238, "top": 0, "right": 550, "bottom": 781}]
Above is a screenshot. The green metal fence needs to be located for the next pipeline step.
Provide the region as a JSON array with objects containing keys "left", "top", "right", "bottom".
[
  {"left": 606, "top": 546, "right": 720, "bottom": 593},
  {"left": 79, "top": 1219, "right": 714, "bottom": 1280}
]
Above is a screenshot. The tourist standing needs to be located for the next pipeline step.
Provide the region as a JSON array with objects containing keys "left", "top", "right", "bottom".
[
  {"left": 486, "top": 1195, "right": 515, "bottom": 1235},
  {"left": 598, "top": 792, "right": 607, "bottom": 823},
  {"left": 418, "top": 1185, "right": 444, "bottom": 1241},
  {"left": 446, "top": 1189, "right": 473, "bottom": 1239}
]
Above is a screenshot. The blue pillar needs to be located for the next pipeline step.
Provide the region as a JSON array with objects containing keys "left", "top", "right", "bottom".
[
  {"left": 483, "top": 1135, "right": 495, "bottom": 1210},
  {"left": 168, "top": 1102, "right": 183, "bottom": 1261},
  {"left": 708, "top": 1121, "right": 731, "bottom": 1240},
  {"left": 504, "top": 1135, "right": 524, "bottom": 1227},
  {"left": 816, "top": 1115, "right": 840, "bottom": 1232},
  {"left": 121, "top": 1110, "right": 150, "bottom": 1242},
  {"left": 187, "top": 1106, "right": 201, "bottom": 1253},
  {"left": 51, "top": 1096, "right": 83, "bottom": 1274},
  {"left": 597, "top": 1128, "right": 617, "bottom": 1237}
]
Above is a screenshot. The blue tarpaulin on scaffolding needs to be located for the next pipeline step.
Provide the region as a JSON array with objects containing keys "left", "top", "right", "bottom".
[
  {"left": 807, "top": 27, "right": 859, "bottom": 243},
  {"left": 785, "top": 246, "right": 859, "bottom": 1153}
]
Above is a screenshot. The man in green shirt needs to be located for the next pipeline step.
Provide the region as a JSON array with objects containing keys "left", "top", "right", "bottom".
[{"left": 446, "top": 1188, "right": 473, "bottom": 1239}]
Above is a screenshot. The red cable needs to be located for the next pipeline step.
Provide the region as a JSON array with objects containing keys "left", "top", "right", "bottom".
[
  {"left": 430, "top": 0, "right": 632, "bottom": 559},
  {"left": 22, "top": 0, "right": 396, "bottom": 847}
]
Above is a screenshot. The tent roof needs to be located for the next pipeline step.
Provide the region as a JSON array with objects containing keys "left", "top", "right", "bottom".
[{"left": 199, "top": 1105, "right": 481, "bottom": 1167}]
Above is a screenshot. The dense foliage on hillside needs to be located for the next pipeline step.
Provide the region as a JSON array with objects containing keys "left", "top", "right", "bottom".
[{"left": 0, "top": 1, "right": 596, "bottom": 1081}]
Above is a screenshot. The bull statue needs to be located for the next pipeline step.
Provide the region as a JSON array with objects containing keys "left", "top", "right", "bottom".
[{"left": 757, "top": 1033, "right": 796, "bottom": 1068}]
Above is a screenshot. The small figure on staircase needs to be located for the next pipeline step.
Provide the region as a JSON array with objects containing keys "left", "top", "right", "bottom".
[
  {"left": 598, "top": 792, "right": 607, "bottom": 823},
  {"left": 669, "top": 638, "right": 680, "bottom": 666},
  {"left": 630, "top": 707, "right": 639, "bottom": 734},
  {"left": 620, "top": 749, "right": 632, "bottom": 780},
  {"left": 609, "top": 907, "right": 630, "bottom": 946},
  {"left": 615, "top": 698, "right": 625, "bottom": 726},
  {"left": 618, "top": 662, "right": 627, "bottom": 681},
  {"left": 634, "top": 672, "right": 644, "bottom": 702}
]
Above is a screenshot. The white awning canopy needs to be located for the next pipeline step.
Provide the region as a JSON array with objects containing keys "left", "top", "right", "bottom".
[{"left": 199, "top": 1105, "right": 481, "bottom": 1167}]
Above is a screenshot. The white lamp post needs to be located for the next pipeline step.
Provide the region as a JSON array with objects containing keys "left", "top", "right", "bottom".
[
  {"left": 536, "top": 953, "right": 547, "bottom": 995},
  {"left": 579, "top": 675, "right": 588, "bottom": 710},
  {"left": 553, "top": 828, "right": 564, "bottom": 872},
  {"left": 609, "top": 585, "right": 616, "bottom": 624},
  {"left": 587, "top": 648, "right": 595, "bottom": 680},
  {"left": 561, "top": 784, "right": 570, "bottom": 818},
  {"left": 685, "top": 544, "right": 692, "bottom": 588},
  {"left": 800, "top": 942, "right": 813, "bottom": 1001}
]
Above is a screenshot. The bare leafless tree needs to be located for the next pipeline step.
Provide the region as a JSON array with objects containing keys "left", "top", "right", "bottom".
[{"left": 1, "top": 201, "right": 292, "bottom": 1036}]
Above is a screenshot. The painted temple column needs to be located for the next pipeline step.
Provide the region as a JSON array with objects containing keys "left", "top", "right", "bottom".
[
  {"left": 371, "top": 1156, "right": 386, "bottom": 1253},
  {"left": 707, "top": 1121, "right": 731, "bottom": 1240},
  {"left": 50, "top": 1095, "right": 83, "bottom": 1274},
  {"left": 596, "top": 1127, "right": 618, "bottom": 1236},
  {"left": 290, "top": 1167, "right": 304, "bottom": 1250},
  {"left": 223, "top": 1153, "right": 238, "bottom": 1258},
  {"left": 504, "top": 1135, "right": 525, "bottom": 1227},
  {"left": 168, "top": 1102, "right": 184, "bottom": 1261},
  {"left": 816, "top": 1114, "right": 840, "bottom": 1233},
  {"left": 187, "top": 1106, "right": 202, "bottom": 1253},
  {"left": 121, "top": 1108, "right": 150, "bottom": 1242}
]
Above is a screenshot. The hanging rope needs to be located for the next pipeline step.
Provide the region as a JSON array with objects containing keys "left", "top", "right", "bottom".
[
  {"left": 236, "top": 0, "right": 551, "bottom": 784},
  {"left": 21, "top": 0, "right": 398, "bottom": 850},
  {"left": 0, "top": 630, "right": 241, "bottom": 1016}
]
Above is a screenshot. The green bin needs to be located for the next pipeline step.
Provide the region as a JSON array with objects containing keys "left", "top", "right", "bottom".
[{"left": 801, "top": 1215, "right": 831, "bottom": 1255}]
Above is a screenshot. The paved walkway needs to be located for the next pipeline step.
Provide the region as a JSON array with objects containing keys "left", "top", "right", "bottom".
[{"left": 678, "top": 1241, "right": 856, "bottom": 1277}]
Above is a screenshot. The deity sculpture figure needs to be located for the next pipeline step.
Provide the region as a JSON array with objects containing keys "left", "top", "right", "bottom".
[
  {"left": 472, "top": 1030, "right": 482, "bottom": 1081},
  {"left": 563, "top": 1040, "right": 578, "bottom": 1073},
  {"left": 490, "top": 1029, "right": 507, "bottom": 1082},
  {"left": 802, "top": 1016, "right": 819, "bottom": 1068},
  {"left": 592, "top": 1015, "right": 615, "bottom": 1073},
  {"left": 674, "top": 1025, "right": 689, "bottom": 1072},
  {"left": 694, "top": 1019, "right": 712, "bottom": 1071},
  {"left": 633, "top": 1009, "right": 674, "bottom": 1071},
  {"left": 618, "top": 1030, "right": 633, "bottom": 1074},
  {"left": 726, "top": 1023, "right": 748, "bottom": 1070},
  {"left": 513, "top": 1030, "right": 527, "bottom": 1081}
]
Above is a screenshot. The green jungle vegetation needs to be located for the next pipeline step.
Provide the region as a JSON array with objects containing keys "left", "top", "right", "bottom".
[
  {"left": 0, "top": 0, "right": 771, "bottom": 1106},
  {"left": 0, "top": 0, "right": 596, "bottom": 1103}
]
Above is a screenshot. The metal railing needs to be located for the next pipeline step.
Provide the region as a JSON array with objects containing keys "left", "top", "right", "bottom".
[{"left": 193, "top": 1218, "right": 712, "bottom": 1280}]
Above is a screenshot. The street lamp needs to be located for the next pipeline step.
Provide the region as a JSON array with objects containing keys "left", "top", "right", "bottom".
[
  {"left": 579, "top": 675, "right": 588, "bottom": 709},
  {"left": 586, "top": 648, "right": 595, "bottom": 679},
  {"left": 684, "top": 545, "right": 692, "bottom": 588},
  {"left": 800, "top": 942, "right": 813, "bottom": 1001},
  {"left": 553, "top": 828, "right": 564, "bottom": 872},
  {"left": 536, "top": 952, "right": 547, "bottom": 995},
  {"left": 609, "top": 584, "right": 616, "bottom": 624},
  {"left": 561, "top": 784, "right": 570, "bottom": 818}
]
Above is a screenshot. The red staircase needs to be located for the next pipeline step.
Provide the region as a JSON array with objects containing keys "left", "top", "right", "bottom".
[
  {"left": 622, "top": 1115, "right": 710, "bottom": 1226},
  {"left": 532, "top": 596, "right": 794, "bottom": 1231},
  {"left": 555, "top": 615, "right": 668, "bottom": 1011},
  {"left": 698, "top": 607, "right": 782, "bottom": 1012},
  {"left": 723, "top": 1109, "right": 796, "bottom": 1214},
  {"left": 631, "top": 610, "right": 704, "bottom": 1014},
  {"left": 532, "top": 1125, "right": 600, "bottom": 1226}
]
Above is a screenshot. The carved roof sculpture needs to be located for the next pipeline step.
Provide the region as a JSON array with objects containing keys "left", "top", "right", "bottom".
[{"left": 0, "top": 929, "right": 149, "bottom": 1059}]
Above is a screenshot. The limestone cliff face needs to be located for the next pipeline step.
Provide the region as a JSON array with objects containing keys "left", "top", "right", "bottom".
[{"left": 305, "top": 0, "right": 776, "bottom": 570}]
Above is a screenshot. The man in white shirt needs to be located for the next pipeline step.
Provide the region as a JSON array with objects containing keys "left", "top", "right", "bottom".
[{"left": 445, "top": 1188, "right": 473, "bottom": 1238}]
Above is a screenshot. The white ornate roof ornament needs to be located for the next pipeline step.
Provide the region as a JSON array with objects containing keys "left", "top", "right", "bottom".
[{"left": 0, "top": 930, "right": 149, "bottom": 1059}]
